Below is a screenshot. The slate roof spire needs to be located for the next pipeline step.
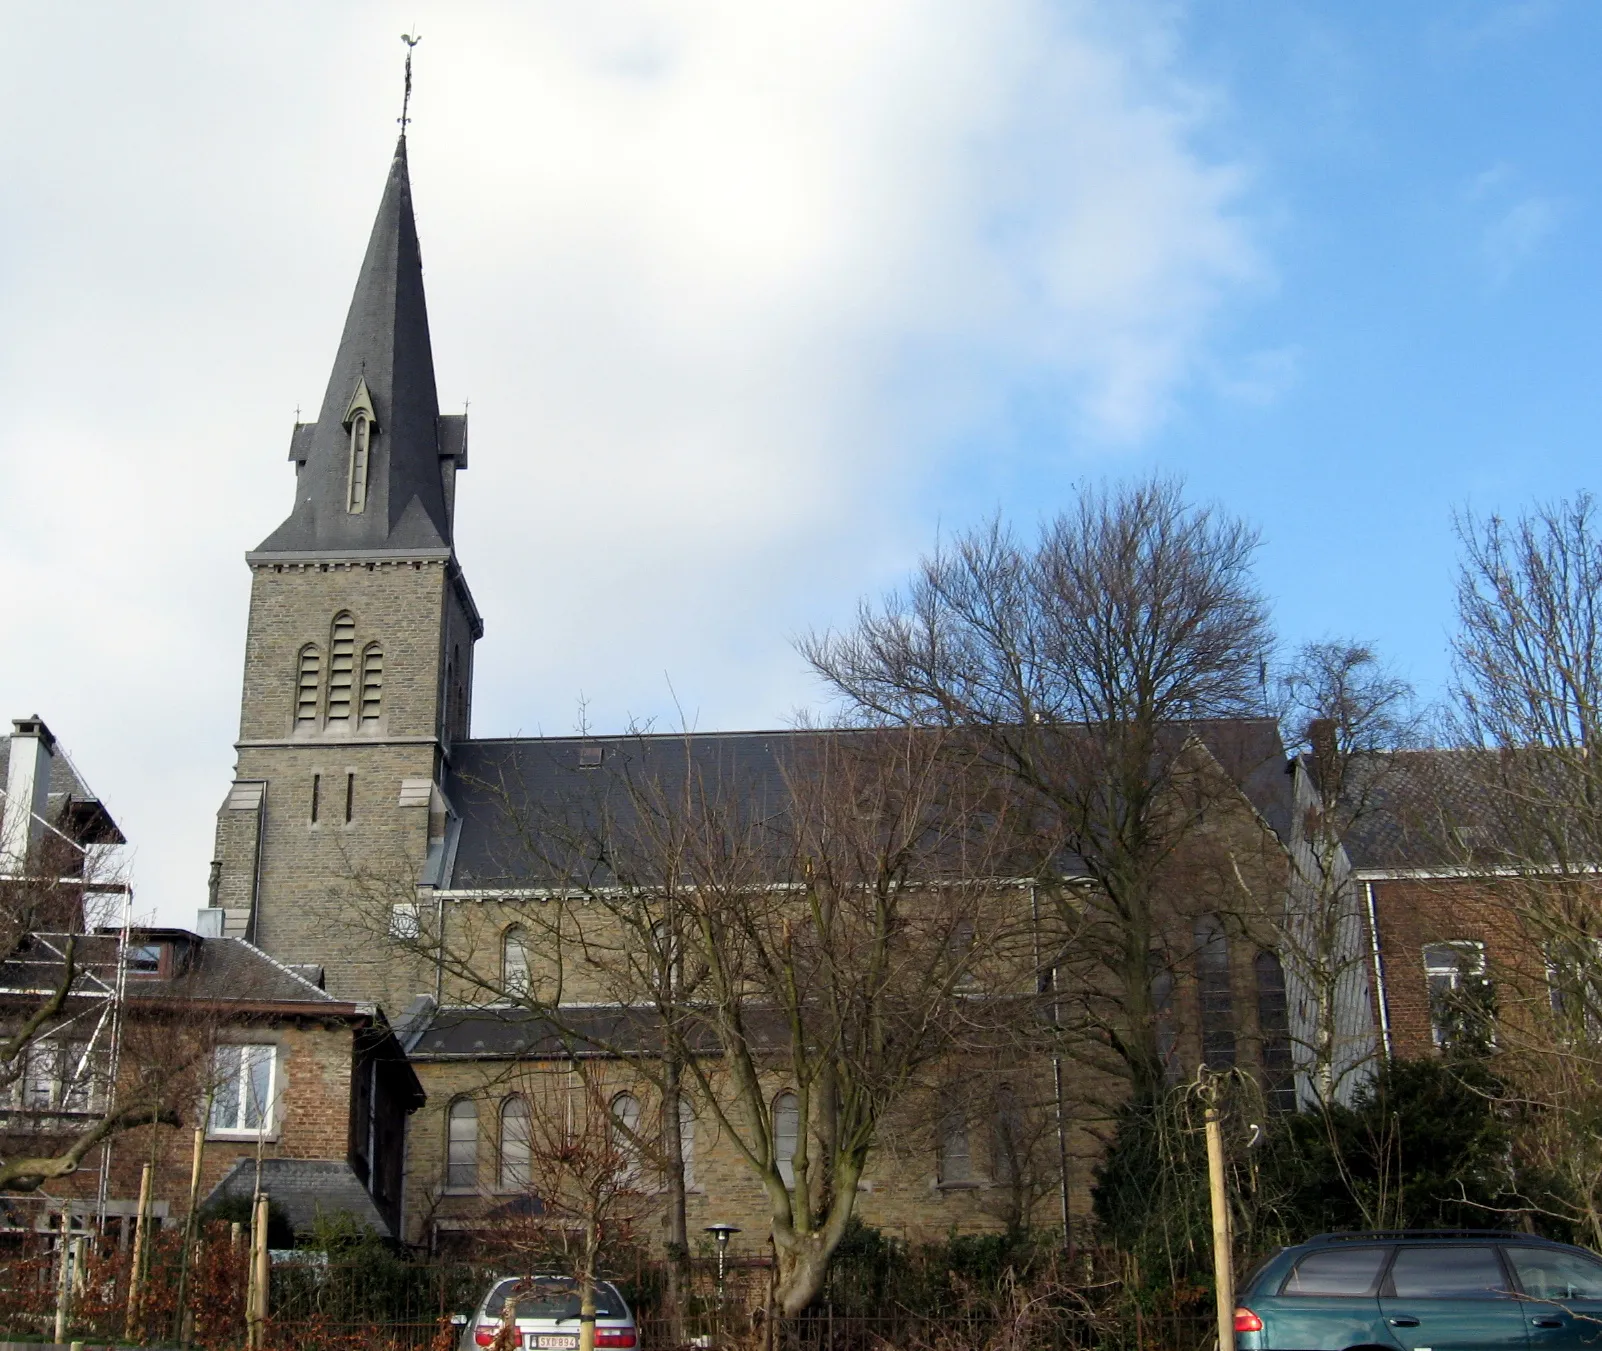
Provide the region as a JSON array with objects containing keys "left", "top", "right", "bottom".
[{"left": 254, "top": 135, "right": 467, "bottom": 556}]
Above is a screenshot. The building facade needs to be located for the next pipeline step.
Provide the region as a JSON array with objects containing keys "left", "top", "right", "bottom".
[{"left": 203, "top": 134, "right": 1376, "bottom": 1252}]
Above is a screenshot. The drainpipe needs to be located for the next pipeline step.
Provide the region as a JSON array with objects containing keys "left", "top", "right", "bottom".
[{"left": 1364, "top": 881, "right": 1393, "bottom": 1062}]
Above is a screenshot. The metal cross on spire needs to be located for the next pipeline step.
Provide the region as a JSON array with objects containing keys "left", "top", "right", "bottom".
[{"left": 399, "top": 32, "right": 422, "bottom": 132}]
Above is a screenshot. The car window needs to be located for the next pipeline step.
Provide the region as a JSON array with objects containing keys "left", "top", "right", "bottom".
[
  {"left": 1388, "top": 1247, "right": 1508, "bottom": 1298},
  {"left": 484, "top": 1279, "right": 627, "bottom": 1319},
  {"left": 1507, "top": 1248, "right": 1602, "bottom": 1301},
  {"left": 1283, "top": 1247, "right": 1391, "bottom": 1296}
]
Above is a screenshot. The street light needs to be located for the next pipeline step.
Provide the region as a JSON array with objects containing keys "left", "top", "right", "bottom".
[{"left": 704, "top": 1224, "right": 741, "bottom": 1346}]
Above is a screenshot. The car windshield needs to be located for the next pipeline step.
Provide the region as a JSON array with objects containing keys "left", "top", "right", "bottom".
[{"left": 484, "top": 1279, "right": 626, "bottom": 1321}]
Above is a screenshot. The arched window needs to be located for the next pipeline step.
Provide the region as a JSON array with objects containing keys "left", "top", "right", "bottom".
[
  {"left": 359, "top": 644, "right": 383, "bottom": 726},
  {"left": 1195, "top": 915, "right": 1237, "bottom": 1069},
  {"left": 295, "top": 645, "right": 321, "bottom": 726},
  {"left": 446, "top": 1098, "right": 478, "bottom": 1191},
  {"left": 503, "top": 926, "right": 530, "bottom": 999},
  {"left": 1254, "top": 950, "right": 1295, "bottom": 1112},
  {"left": 345, "top": 377, "right": 375, "bottom": 514},
  {"left": 772, "top": 1090, "right": 799, "bottom": 1187},
  {"left": 611, "top": 1093, "right": 641, "bottom": 1183},
  {"left": 499, "top": 1096, "right": 531, "bottom": 1191},
  {"left": 327, "top": 614, "right": 356, "bottom": 726}
]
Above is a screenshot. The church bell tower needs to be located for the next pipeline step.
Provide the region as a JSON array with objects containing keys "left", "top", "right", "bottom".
[{"left": 206, "top": 135, "right": 481, "bottom": 1007}]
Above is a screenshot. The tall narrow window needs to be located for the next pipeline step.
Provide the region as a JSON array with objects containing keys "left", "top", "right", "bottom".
[
  {"left": 344, "top": 771, "right": 355, "bottom": 824},
  {"left": 295, "top": 645, "right": 321, "bottom": 726},
  {"left": 990, "top": 1084, "right": 1023, "bottom": 1185},
  {"left": 359, "top": 644, "right": 383, "bottom": 727},
  {"left": 446, "top": 1099, "right": 479, "bottom": 1190},
  {"left": 503, "top": 926, "right": 530, "bottom": 999},
  {"left": 327, "top": 614, "right": 356, "bottom": 725},
  {"left": 678, "top": 1096, "right": 696, "bottom": 1192},
  {"left": 1254, "top": 950, "right": 1296, "bottom": 1112},
  {"left": 773, "top": 1090, "right": 799, "bottom": 1187},
  {"left": 1150, "top": 953, "right": 1179, "bottom": 1084},
  {"left": 310, "top": 773, "right": 321, "bottom": 824},
  {"left": 611, "top": 1093, "right": 642, "bottom": 1184},
  {"left": 1196, "top": 915, "right": 1237, "bottom": 1069},
  {"left": 499, "top": 1096, "right": 531, "bottom": 1191},
  {"left": 938, "top": 1099, "right": 973, "bottom": 1184},
  {"left": 344, "top": 377, "right": 376, "bottom": 514}
]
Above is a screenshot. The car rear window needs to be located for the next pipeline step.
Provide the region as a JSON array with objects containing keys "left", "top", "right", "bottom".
[
  {"left": 1388, "top": 1247, "right": 1507, "bottom": 1298},
  {"left": 1283, "top": 1247, "right": 1390, "bottom": 1296},
  {"left": 1506, "top": 1247, "right": 1602, "bottom": 1301},
  {"left": 484, "top": 1279, "right": 627, "bottom": 1320}
]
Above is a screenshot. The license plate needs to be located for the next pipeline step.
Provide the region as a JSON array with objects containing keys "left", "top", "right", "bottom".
[{"left": 531, "top": 1338, "right": 577, "bottom": 1350}]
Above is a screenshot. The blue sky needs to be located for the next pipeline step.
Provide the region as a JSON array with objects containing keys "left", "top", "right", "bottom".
[
  {"left": 0, "top": 2, "right": 1596, "bottom": 919},
  {"left": 929, "top": 2, "right": 1602, "bottom": 705}
]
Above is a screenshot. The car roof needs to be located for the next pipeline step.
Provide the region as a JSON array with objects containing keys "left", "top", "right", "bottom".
[{"left": 1289, "top": 1231, "right": 1574, "bottom": 1252}]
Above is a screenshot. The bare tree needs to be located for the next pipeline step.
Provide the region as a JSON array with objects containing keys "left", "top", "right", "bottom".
[
  {"left": 491, "top": 1066, "right": 651, "bottom": 1351},
  {"left": 1274, "top": 639, "right": 1420, "bottom": 1103},
  {"left": 801, "top": 477, "right": 1275, "bottom": 1102},
  {"left": 1448, "top": 493, "right": 1602, "bottom": 1244},
  {"left": 375, "top": 725, "right": 1026, "bottom": 1314}
]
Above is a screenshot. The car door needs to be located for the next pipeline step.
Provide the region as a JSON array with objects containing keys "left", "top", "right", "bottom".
[
  {"left": 1268, "top": 1245, "right": 1394, "bottom": 1350},
  {"left": 1506, "top": 1244, "right": 1602, "bottom": 1351},
  {"left": 1378, "top": 1245, "right": 1529, "bottom": 1351}
]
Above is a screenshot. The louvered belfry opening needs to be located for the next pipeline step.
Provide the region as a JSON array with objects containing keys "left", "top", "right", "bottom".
[
  {"left": 295, "top": 645, "right": 322, "bottom": 726},
  {"left": 327, "top": 614, "right": 356, "bottom": 725},
  {"left": 360, "top": 643, "right": 384, "bottom": 726}
]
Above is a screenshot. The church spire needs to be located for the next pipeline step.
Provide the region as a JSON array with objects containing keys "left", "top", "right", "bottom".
[{"left": 254, "top": 133, "right": 466, "bottom": 557}]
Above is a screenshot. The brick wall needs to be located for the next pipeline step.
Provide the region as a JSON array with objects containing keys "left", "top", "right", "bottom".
[
  {"left": 13, "top": 1019, "right": 361, "bottom": 1228},
  {"left": 1365, "top": 874, "right": 1534, "bottom": 1060}
]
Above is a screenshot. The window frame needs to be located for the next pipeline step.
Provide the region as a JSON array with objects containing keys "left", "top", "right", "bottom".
[
  {"left": 1423, "top": 940, "right": 1493, "bottom": 1049},
  {"left": 498, "top": 1095, "right": 531, "bottom": 1193},
  {"left": 445, "top": 1097, "right": 480, "bottom": 1192},
  {"left": 208, "top": 1043, "right": 279, "bottom": 1139}
]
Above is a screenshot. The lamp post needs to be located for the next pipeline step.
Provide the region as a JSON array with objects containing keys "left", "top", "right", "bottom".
[{"left": 704, "top": 1224, "right": 741, "bottom": 1347}]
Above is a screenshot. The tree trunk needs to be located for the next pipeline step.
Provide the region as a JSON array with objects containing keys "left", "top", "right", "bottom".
[{"left": 661, "top": 1057, "right": 689, "bottom": 1343}]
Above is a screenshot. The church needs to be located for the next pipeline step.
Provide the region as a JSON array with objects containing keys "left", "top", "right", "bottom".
[{"left": 199, "top": 130, "right": 1364, "bottom": 1258}]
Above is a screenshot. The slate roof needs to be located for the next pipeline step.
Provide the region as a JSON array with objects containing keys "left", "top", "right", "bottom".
[
  {"left": 204, "top": 1157, "right": 393, "bottom": 1238},
  {"left": 0, "top": 735, "right": 123, "bottom": 846},
  {"left": 253, "top": 136, "right": 463, "bottom": 558},
  {"left": 410, "top": 1004, "right": 738, "bottom": 1060},
  {"left": 1339, "top": 748, "right": 1558, "bottom": 873},
  {"left": 0, "top": 931, "right": 351, "bottom": 1009},
  {"left": 441, "top": 718, "right": 1295, "bottom": 891}
]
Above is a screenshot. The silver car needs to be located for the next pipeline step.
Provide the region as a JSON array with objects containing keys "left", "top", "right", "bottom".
[{"left": 465, "top": 1276, "right": 638, "bottom": 1351}]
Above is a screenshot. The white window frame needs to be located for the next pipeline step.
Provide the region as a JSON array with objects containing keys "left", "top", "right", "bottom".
[
  {"left": 208, "top": 1044, "right": 278, "bottom": 1139},
  {"left": 1423, "top": 940, "right": 1489, "bottom": 1048}
]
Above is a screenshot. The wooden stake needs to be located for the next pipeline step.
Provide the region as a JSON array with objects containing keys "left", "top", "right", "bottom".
[
  {"left": 126, "top": 1162, "right": 153, "bottom": 1340},
  {"left": 52, "top": 1202, "right": 72, "bottom": 1344},
  {"left": 248, "top": 1191, "right": 271, "bottom": 1348},
  {"left": 174, "top": 1119, "right": 208, "bottom": 1346},
  {"left": 1205, "top": 1100, "right": 1235, "bottom": 1351}
]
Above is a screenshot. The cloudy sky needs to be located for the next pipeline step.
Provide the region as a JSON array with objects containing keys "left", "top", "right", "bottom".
[{"left": 1, "top": 3, "right": 1598, "bottom": 924}]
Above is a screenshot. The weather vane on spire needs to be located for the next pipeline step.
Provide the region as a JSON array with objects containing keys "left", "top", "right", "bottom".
[{"left": 399, "top": 32, "right": 422, "bottom": 132}]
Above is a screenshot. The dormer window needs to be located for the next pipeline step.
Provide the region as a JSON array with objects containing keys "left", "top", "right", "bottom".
[{"left": 343, "top": 377, "right": 377, "bottom": 515}]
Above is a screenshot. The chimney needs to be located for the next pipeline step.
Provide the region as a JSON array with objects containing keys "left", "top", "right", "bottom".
[{"left": 1, "top": 716, "right": 57, "bottom": 876}]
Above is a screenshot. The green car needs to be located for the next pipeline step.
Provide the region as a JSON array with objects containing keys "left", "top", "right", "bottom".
[{"left": 1235, "top": 1231, "right": 1602, "bottom": 1351}]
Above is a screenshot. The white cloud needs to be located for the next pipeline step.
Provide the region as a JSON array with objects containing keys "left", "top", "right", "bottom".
[
  {"left": 0, "top": 1, "right": 1260, "bottom": 921},
  {"left": 1481, "top": 195, "right": 1563, "bottom": 286}
]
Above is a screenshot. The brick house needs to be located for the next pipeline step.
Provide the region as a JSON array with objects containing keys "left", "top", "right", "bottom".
[{"left": 0, "top": 926, "right": 422, "bottom": 1240}]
